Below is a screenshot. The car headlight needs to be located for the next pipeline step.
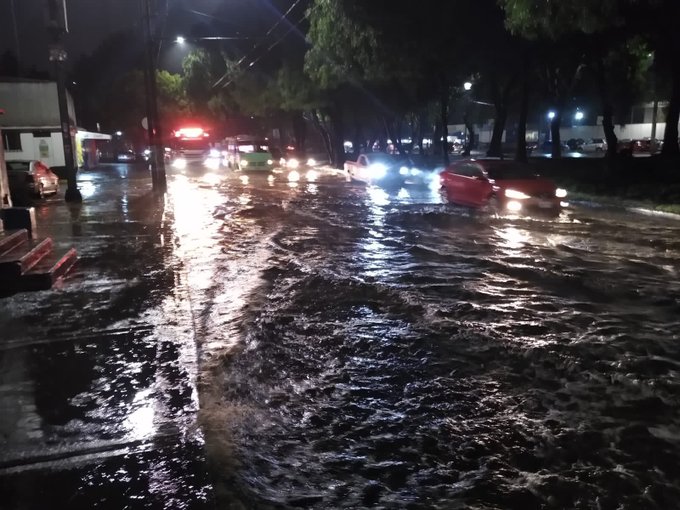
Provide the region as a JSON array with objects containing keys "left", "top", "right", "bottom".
[
  {"left": 267, "top": 159, "right": 274, "bottom": 165},
  {"left": 399, "top": 166, "right": 409, "bottom": 176},
  {"left": 209, "top": 149, "right": 220, "bottom": 158},
  {"left": 555, "top": 188, "right": 568, "bottom": 198},
  {"left": 307, "top": 158, "right": 317, "bottom": 167},
  {"left": 369, "top": 163, "right": 387, "bottom": 178},
  {"left": 143, "top": 149, "right": 151, "bottom": 156},
  {"left": 241, "top": 160, "right": 248, "bottom": 167},
  {"left": 410, "top": 168, "right": 421, "bottom": 176},
  {"left": 288, "top": 158, "right": 300, "bottom": 169},
  {"left": 505, "top": 189, "right": 530, "bottom": 200}
]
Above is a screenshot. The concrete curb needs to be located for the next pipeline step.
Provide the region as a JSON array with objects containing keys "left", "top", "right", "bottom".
[{"left": 570, "top": 198, "right": 680, "bottom": 220}]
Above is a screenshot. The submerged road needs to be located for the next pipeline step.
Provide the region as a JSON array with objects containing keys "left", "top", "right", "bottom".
[{"left": 1, "top": 162, "right": 679, "bottom": 509}]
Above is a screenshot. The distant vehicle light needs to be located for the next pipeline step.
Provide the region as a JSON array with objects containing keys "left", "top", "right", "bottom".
[
  {"left": 560, "top": 201, "right": 570, "bottom": 208},
  {"left": 288, "top": 170, "right": 300, "bottom": 182},
  {"left": 240, "top": 160, "right": 249, "bottom": 168},
  {"left": 410, "top": 168, "right": 421, "bottom": 176},
  {"left": 267, "top": 159, "right": 274, "bottom": 165},
  {"left": 505, "top": 189, "right": 530, "bottom": 200},
  {"left": 172, "top": 158, "right": 187, "bottom": 169},
  {"left": 307, "top": 158, "right": 317, "bottom": 167},
  {"left": 306, "top": 169, "right": 319, "bottom": 182},
  {"left": 555, "top": 188, "right": 568, "bottom": 198},
  {"left": 399, "top": 166, "right": 409, "bottom": 176},
  {"left": 506, "top": 200, "right": 523, "bottom": 212},
  {"left": 288, "top": 158, "right": 300, "bottom": 169},
  {"left": 369, "top": 163, "right": 387, "bottom": 178},
  {"left": 143, "top": 149, "right": 151, "bottom": 156},
  {"left": 209, "top": 149, "right": 220, "bottom": 158}
]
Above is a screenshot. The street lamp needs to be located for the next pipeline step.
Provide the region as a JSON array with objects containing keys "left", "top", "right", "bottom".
[
  {"left": 548, "top": 111, "right": 556, "bottom": 120},
  {"left": 115, "top": 131, "right": 123, "bottom": 137},
  {"left": 464, "top": 82, "right": 473, "bottom": 91},
  {"left": 176, "top": 36, "right": 185, "bottom": 44},
  {"left": 574, "top": 111, "right": 584, "bottom": 121}
]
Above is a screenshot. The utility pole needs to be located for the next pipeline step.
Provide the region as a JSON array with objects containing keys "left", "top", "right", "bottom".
[
  {"left": 46, "top": 0, "right": 82, "bottom": 202},
  {"left": 142, "top": 0, "right": 167, "bottom": 193}
]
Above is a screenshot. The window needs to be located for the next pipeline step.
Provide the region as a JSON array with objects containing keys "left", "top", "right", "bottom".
[{"left": 2, "top": 131, "right": 22, "bottom": 151}]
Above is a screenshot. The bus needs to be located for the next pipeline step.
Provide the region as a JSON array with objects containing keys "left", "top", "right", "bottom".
[
  {"left": 223, "top": 135, "right": 275, "bottom": 171},
  {"left": 169, "top": 127, "right": 217, "bottom": 168}
]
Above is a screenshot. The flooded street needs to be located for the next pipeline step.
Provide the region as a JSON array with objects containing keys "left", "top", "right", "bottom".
[
  {"left": 2, "top": 163, "right": 680, "bottom": 509},
  {"left": 181, "top": 165, "right": 680, "bottom": 509}
]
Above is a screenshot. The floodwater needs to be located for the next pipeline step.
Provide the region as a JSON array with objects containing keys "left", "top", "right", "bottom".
[
  {"left": 1, "top": 163, "right": 679, "bottom": 509},
  {"left": 177, "top": 166, "right": 680, "bottom": 509}
]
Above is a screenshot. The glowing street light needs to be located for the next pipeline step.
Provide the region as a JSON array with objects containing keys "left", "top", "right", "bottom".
[
  {"left": 547, "top": 111, "right": 556, "bottom": 120},
  {"left": 115, "top": 131, "right": 123, "bottom": 136},
  {"left": 176, "top": 36, "right": 185, "bottom": 44},
  {"left": 463, "top": 82, "right": 473, "bottom": 91},
  {"left": 574, "top": 111, "right": 585, "bottom": 121}
]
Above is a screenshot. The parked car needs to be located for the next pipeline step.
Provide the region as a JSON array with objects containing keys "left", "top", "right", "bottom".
[
  {"left": 6, "top": 160, "right": 60, "bottom": 199},
  {"left": 116, "top": 150, "right": 137, "bottom": 162},
  {"left": 439, "top": 159, "right": 567, "bottom": 214},
  {"left": 566, "top": 138, "right": 585, "bottom": 151},
  {"left": 539, "top": 140, "right": 571, "bottom": 153},
  {"left": 581, "top": 138, "right": 607, "bottom": 153},
  {"left": 344, "top": 153, "right": 407, "bottom": 187}
]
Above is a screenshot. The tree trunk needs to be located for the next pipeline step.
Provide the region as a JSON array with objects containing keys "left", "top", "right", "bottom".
[
  {"left": 602, "top": 105, "right": 618, "bottom": 159},
  {"left": 596, "top": 60, "right": 618, "bottom": 159},
  {"left": 661, "top": 59, "right": 680, "bottom": 158},
  {"left": 417, "top": 110, "right": 426, "bottom": 155},
  {"left": 515, "top": 78, "right": 529, "bottom": 163},
  {"left": 463, "top": 113, "right": 475, "bottom": 157},
  {"left": 311, "top": 109, "right": 333, "bottom": 164},
  {"left": 291, "top": 111, "right": 306, "bottom": 151},
  {"left": 383, "top": 117, "right": 402, "bottom": 155},
  {"left": 328, "top": 107, "right": 346, "bottom": 168},
  {"left": 440, "top": 92, "right": 449, "bottom": 165},
  {"left": 550, "top": 114, "right": 562, "bottom": 159},
  {"left": 487, "top": 106, "right": 507, "bottom": 157}
]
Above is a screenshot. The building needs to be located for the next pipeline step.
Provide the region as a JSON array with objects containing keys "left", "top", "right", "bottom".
[{"left": 0, "top": 79, "right": 110, "bottom": 175}]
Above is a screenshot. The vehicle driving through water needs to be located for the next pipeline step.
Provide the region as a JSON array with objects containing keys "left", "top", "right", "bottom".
[{"left": 223, "top": 135, "right": 275, "bottom": 172}]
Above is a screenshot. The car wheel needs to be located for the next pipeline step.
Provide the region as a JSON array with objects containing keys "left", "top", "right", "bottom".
[{"left": 480, "top": 195, "right": 499, "bottom": 217}]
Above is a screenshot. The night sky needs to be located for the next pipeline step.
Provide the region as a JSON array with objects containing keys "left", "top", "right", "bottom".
[{"left": 0, "top": 0, "right": 260, "bottom": 73}]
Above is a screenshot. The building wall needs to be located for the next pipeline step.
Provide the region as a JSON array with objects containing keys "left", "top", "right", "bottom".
[
  {"left": 3, "top": 131, "right": 65, "bottom": 168},
  {"left": 0, "top": 81, "right": 76, "bottom": 128},
  {"left": 561, "top": 123, "right": 669, "bottom": 142}
]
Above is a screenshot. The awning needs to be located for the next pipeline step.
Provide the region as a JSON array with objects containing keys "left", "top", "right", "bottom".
[{"left": 77, "top": 130, "right": 112, "bottom": 141}]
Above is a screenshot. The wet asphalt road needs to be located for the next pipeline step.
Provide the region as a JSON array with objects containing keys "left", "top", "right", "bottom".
[{"left": 2, "top": 162, "right": 680, "bottom": 509}]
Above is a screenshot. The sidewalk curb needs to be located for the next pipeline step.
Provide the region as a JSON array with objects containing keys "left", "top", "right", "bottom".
[{"left": 570, "top": 199, "right": 680, "bottom": 220}]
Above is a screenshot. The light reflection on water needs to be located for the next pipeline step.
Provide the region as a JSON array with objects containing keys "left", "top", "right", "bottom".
[{"left": 198, "top": 170, "right": 680, "bottom": 509}]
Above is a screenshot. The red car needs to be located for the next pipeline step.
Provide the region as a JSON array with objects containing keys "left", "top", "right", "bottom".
[{"left": 439, "top": 159, "right": 567, "bottom": 214}]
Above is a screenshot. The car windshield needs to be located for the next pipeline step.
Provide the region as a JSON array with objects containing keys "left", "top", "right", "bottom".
[
  {"left": 484, "top": 162, "right": 537, "bottom": 180},
  {"left": 239, "top": 142, "right": 269, "bottom": 153},
  {"left": 174, "top": 139, "right": 210, "bottom": 151}
]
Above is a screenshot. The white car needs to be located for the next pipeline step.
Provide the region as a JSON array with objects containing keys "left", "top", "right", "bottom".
[
  {"left": 581, "top": 138, "right": 607, "bottom": 153},
  {"left": 6, "top": 160, "right": 60, "bottom": 198}
]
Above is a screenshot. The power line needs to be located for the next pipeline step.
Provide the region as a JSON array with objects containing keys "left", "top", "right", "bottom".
[
  {"left": 218, "top": 11, "right": 309, "bottom": 90},
  {"left": 212, "top": 0, "right": 304, "bottom": 89}
]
